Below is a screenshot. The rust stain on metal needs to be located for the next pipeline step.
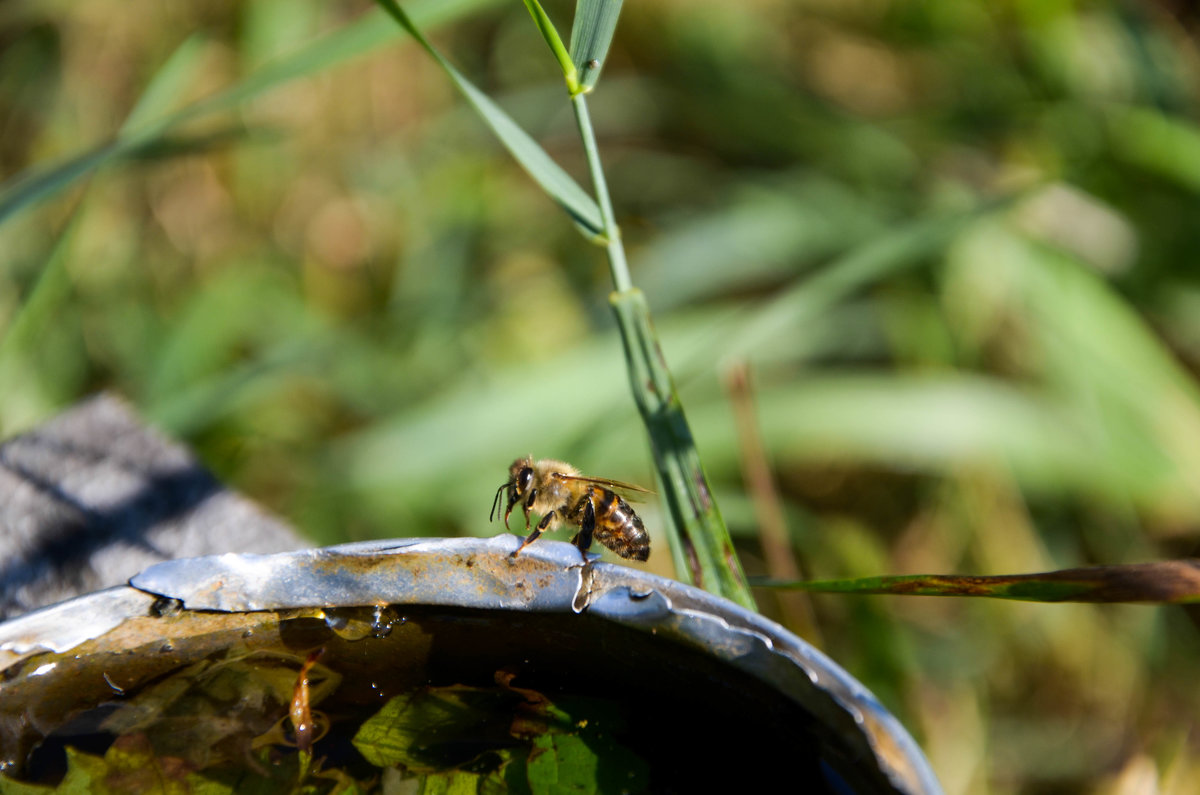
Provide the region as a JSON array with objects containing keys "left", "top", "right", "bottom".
[{"left": 857, "top": 707, "right": 925, "bottom": 794}]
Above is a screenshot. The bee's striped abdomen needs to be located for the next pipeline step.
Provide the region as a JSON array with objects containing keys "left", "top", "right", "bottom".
[{"left": 590, "top": 488, "right": 650, "bottom": 562}]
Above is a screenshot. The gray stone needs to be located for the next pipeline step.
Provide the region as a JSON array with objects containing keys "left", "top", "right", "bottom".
[{"left": 0, "top": 394, "right": 305, "bottom": 619}]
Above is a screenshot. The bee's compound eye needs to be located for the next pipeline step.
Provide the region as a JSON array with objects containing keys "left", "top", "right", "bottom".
[{"left": 518, "top": 467, "right": 534, "bottom": 494}]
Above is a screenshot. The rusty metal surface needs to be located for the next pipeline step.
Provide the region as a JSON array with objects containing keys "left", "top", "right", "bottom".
[
  {"left": 0, "top": 535, "right": 942, "bottom": 795},
  {"left": 0, "top": 586, "right": 159, "bottom": 672},
  {"left": 130, "top": 536, "right": 588, "bottom": 613}
]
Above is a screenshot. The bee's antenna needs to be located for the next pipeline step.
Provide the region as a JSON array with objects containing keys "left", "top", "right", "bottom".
[{"left": 490, "top": 481, "right": 512, "bottom": 523}]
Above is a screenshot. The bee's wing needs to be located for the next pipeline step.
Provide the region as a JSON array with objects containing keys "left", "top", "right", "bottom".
[{"left": 554, "top": 473, "right": 655, "bottom": 502}]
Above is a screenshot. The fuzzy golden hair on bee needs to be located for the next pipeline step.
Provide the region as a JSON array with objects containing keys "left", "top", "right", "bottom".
[{"left": 491, "top": 457, "right": 651, "bottom": 561}]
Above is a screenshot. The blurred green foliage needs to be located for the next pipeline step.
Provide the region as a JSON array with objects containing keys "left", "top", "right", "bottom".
[{"left": 3, "top": 0, "right": 1200, "bottom": 792}]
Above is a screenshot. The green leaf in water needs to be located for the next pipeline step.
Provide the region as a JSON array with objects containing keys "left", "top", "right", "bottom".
[
  {"left": 55, "top": 748, "right": 105, "bottom": 795},
  {"left": 352, "top": 687, "right": 523, "bottom": 772},
  {"left": 418, "top": 770, "right": 489, "bottom": 795},
  {"left": 353, "top": 684, "right": 647, "bottom": 793},
  {"left": 0, "top": 772, "right": 54, "bottom": 793},
  {"left": 526, "top": 734, "right": 597, "bottom": 795}
]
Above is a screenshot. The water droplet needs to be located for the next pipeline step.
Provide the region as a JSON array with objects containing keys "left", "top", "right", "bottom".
[
  {"left": 323, "top": 611, "right": 349, "bottom": 632},
  {"left": 29, "top": 662, "right": 56, "bottom": 678},
  {"left": 370, "top": 605, "right": 399, "bottom": 638},
  {"left": 323, "top": 608, "right": 372, "bottom": 640}
]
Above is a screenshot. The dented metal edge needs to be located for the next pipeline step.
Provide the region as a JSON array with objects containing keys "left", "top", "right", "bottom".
[
  {"left": 128, "top": 535, "right": 592, "bottom": 612},
  {"left": 583, "top": 570, "right": 942, "bottom": 795},
  {"left": 0, "top": 586, "right": 159, "bottom": 668},
  {"left": 1, "top": 536, "right": 941, "bottom": 795}
]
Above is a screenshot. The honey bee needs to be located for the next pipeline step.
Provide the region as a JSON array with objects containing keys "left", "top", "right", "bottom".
[{"left": 490, "top": 457, "right": 651, "bottom": 561}]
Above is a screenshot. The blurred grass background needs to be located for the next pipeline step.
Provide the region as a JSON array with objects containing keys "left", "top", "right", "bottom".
[{"left": 3, "top": 0, "right": 1200, "bottom": 791}]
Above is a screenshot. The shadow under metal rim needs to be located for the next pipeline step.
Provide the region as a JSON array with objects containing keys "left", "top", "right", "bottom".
[{"left": 0, "top": 534, "right": 942, "bottom": 795}]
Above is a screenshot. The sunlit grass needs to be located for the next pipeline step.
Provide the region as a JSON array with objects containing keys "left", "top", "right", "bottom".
[{"left": 2, "top": 0, "right": 1200, "bottom": 792}]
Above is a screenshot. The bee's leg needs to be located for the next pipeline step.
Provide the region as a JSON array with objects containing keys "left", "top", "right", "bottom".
[
  {"left": 570, "top": 494, "right": 596, "bottom": 554},
  {"left": 502, "top": 487, "right": 519, "bottom": 529},
  {"left": 521, "top": 489, "right": 538, "bottom": 530},
  {"left": 512, "top": 509, "right": 555, "bottom": 558}
]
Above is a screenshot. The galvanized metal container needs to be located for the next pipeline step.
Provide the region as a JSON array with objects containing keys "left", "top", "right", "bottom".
[{"left": 0, "top": 536, "right": 942, "bottom": 794}]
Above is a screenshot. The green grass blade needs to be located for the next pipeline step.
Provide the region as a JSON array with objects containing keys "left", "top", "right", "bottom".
[
  {"left": 756, "top": 561, "right": 1200, "bottom": 604},
  {"left": 610, "top": 288, "right": 755, "bottom": 610},
  {"left": 1107, "top": 106, "right": 1200, "bottom": 193},
  {"left": 567, "top": 68, "right": 747, "bottom": 604},
  {"left": 0, "top": 0, "right": 498, "bottom": 226},
  {"left": 724, "top": 200, "right": 1012, "bottom": 360},
  {"left": 0, "top": 210, "right": 89, "bottom": 433},
  {"left": 374, "top": 0, "right": 604, "bottom": 238},
  {"left": 522, "top": 0, "right": 580, "bottom": 93},
  {"left": 0, "top": 32, "right": 213, "bottom": 225},
  {"left": 183, "top": 0, "right": 500, "bottom": 123},
  {"left": 0, "top": 144, "right": 131, "bottom": 226},
  {"left": 569, "top": 0, "right": 624, "bottom": 93},
  {"left": 120, "top": 34, "right": 209, "bottom": 135}
]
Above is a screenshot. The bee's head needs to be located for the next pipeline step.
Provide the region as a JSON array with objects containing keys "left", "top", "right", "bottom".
[
  {"left": 491, "top": 457, "right": 534, "bottom": 523},
  {"left": 508, "top": 457, "right": 534, "bottom": 497}
]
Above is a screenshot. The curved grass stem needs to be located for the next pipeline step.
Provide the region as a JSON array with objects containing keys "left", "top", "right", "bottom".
[
  {"left": 571, "top": 95, "right": 630, "bottom": 292},
  {"left": 571, "top": 93, "right": 754, "bottom": 610}
]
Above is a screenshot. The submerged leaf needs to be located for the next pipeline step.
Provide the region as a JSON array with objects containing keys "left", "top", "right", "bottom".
[
  {"left": 757, "top": 560, "right": 1200, "bottom": 603},
  {"left": 353, "top": 686, "right": 523, "bottom": 772},
  {"left": 98, "top": 735, "right": 194, "bottom": 795},
  {"left": 353, "top": 683, "right": 646, "bottom": 793},
  {"left": 526, "top": 734, "right": 597, "bottom": 795},
  {"left": 184, "top": 746, "right": 309, "bottom": 795},
  {"left": 0, "top": 773, "right": 54, "bottom": 793},
  {"left": 418, "top": 770, "right": 489, "bottom": 795}
]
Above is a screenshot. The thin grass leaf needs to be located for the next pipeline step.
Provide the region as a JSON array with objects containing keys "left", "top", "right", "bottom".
[
  {"left": 0, "top": 33, "right": 212, "bottom": 225},
  {"left": 948, "top": 221, "right": 1200, "bottom": 502},
  {"left": 178, "top": 0, "right": 499, "bottom": 121},
  {"left": 0, "top": 213, "right": 81, "bottom": 430},
  {"left": 374, "top": 0, "right": 604, "bottom": 238},
  {"left": 634, "top": 176, "right": 888, "bottom": 311},
  {"left": 0, "top": 0, "right": 498, "bottom": 226},
  {"left": 120, "top": 34, "right": 209, "bottom": 134},
  {"left": 569, "top": 0, "right": 624, "bottom": 93},
  {"left": 755, "top": 561, "right": 1200, "bottom": 604},
  {"left": 724, "top": 199, "right": 1013, "bottom": 361},
  {"left": 610, "top": 288, "right": 755, "bottom": 610},
  {"left": 0, "top": 145, "right": 129, "bottom": 227},
  {"left": 1107, "top": 106, "right": 1200, "bottom": 193},
  {"left": 522, "top": 0, "right": 580, "bottom": 93},
  {"left": 565, "top": 48, "right": 748, "bottom": 604}
]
